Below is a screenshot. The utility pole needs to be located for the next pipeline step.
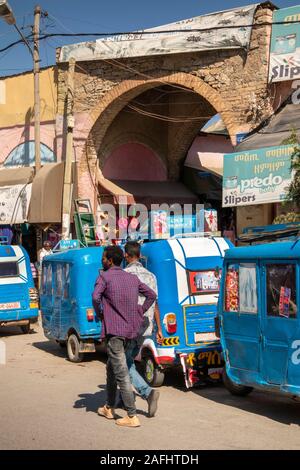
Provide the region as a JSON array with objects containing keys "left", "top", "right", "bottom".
[
  {"left": 33, "top": 5, "right": 41, "bottom": 173},
  {"left": 61, "top": 58, "right": 76, "bottom": 240}
]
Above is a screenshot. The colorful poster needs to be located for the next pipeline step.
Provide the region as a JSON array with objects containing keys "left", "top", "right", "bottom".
[
  {"left": 188, "top": 270, "right": 220, "bottom": 295},
  {"left": 269, "top": 6, "right": 300, "bottom": 82},
  {"left": 225, "top": 268, "right": 239, "bottom": 312},
  {"left": 222, "top": 145, "right": 295, "bottom": 207},
  {"left": 279, "top": 286, "right": 291, "bottom": 317},
  {"left": 239, "top": 264, "right": 257, "bottom": 314}
]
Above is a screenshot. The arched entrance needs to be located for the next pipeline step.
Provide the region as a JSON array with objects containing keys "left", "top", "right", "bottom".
[
  {"left": 78, "top": 71, "right": 236, "bottom": 236},
  {"left": 102, "top": 142, "right": 167, "bottom": 181},
  {"left": 79, "top": 71, "right": 236, "bottom": 199}
]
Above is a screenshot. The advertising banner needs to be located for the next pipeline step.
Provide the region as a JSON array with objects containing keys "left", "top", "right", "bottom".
[
  {"left": 0, "top": 184, "right": 32, "bottom": 224},
  {"left": 59, "top": 5, "right": 257, "bottom": 62},
  {"left": 269, "top": 5, "right": 300, "bottom": 82},
  {"left": 222, "top": 145, "right": 295, "bottom": 207}
]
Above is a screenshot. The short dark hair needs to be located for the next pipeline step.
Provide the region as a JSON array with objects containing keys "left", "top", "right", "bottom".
[
  {"left": 125, "top": 241, "right": 140, "bottom": 259},
  {"left": 104, "top": 245, "right": 124, "bottom": 266}
]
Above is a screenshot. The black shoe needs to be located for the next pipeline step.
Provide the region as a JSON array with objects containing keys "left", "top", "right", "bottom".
[{"left": 147, "top": 390, "right": 160, "bottom": 418}]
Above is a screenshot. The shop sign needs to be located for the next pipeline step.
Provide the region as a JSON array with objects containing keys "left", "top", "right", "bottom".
[
  {"left": 269, "top": 6, "right": 300, "bottom": 83},
  {"left": 222, "top": 145, "right": 295, "bottom": 207}
]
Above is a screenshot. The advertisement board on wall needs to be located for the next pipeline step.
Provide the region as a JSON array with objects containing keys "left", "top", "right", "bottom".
[
  {"left": 222, "top": 145, "right": 295, "bottom": 207},
  {"left": 0, "top": 184, "right": 32, "bottom": 224},
  {"left": 269, "top": 5, "right": 300, "bottom": 83}
]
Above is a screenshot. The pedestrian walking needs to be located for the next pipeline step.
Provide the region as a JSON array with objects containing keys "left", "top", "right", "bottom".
[
  {"left": 124, "top": 241, "right": 163, "bottom": 417},
  {"left": 37, "top": 241, "right": 53, "bottom": 288},
  {"left": 92, "top": 245, "right": 156, "bottom": 428}
]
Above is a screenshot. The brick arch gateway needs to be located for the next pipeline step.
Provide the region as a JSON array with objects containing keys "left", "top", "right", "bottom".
[{"left": 56, "top": 3, "right": 275, "bottom": 206}]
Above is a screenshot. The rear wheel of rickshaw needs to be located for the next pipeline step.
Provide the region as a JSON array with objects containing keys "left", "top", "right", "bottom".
[
  {"left": 143, "top": 355, "right": 165, "bottom": 387},
  {"left": 67, "top": 334, "right": 84, "bottom": 363},
  {"left": 222, "top": 369, "right": 253, "bottom": 396}
]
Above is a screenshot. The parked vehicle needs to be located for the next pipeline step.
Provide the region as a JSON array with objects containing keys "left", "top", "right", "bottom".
[
  {"left": 0, "top": 244, "right": 39, "bottom": 334},
  {"left": 217, "top": 235, "right": 300, "bottom": 400},
  {"left": 40, "top": 247, "right": 104, "bottom": 362},
  {"left": 136, "top": 235, "right": 232, "bottom": 388},
  {"left": 40, "top": 234, "right": 232, "bottom": 390}
]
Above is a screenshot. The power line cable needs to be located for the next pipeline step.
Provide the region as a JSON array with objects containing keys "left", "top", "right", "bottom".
[{"left": 36, "top": 19, "right": 300, "bottom": 41}]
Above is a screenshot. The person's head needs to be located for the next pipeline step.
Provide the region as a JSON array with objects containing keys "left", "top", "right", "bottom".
[
  {"left": 124, "top": 241, "right": 140, "bottom": 264},
  {"left": 102, "top": 245, "right": 124, "bottom": 271},
  {"left": 43, "top": 241, "right": 52, "bottom": 251}
]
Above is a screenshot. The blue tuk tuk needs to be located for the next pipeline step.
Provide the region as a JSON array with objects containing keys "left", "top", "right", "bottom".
[
  {"left": 136, "top": 234, "right": 232, "bottom": 388},
  {"left": 217, "top": 235, "right": 300, "bottom": 400},
  {"left": 40, "top": 247, "right": 104, "bottom": 362},
  {"left": 0, "top": 244, "right": 38, "bottom": 334}
]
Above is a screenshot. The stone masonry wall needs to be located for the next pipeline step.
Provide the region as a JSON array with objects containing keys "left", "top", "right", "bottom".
[{"left": 56, "top": 3, "right": 275, "bottom": 205}]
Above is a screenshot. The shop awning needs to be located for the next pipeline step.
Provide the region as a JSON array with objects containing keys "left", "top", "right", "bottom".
[
  {"left": 185, "top": 134, "right": 234, "bottom": 177},
  {"left": 235, "top": 101, "right": 300, "bottom": 151},
  {"left": 0, "top": 167, "right": 34, "bottom": 186},
  {"left": 98, "top": 176, "right": 198, "bottom": 205},
  {"left": 98, "top": 177, "right": 134, "bottom": 203},
  {"left": 28, "top": 162, "right": 73, "bottom": 224}
]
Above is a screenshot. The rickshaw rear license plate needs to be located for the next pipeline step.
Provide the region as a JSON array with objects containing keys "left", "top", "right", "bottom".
[
  {"left": 194, "top": 332, "right": 218, "bottom": 342},
  {"left": 0, "top": 301, "right": 21, "bottom": 310}
]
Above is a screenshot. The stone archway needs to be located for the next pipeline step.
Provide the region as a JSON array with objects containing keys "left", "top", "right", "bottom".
[{"left": 78, "top": 71, "right": 237, "bottom": 203}]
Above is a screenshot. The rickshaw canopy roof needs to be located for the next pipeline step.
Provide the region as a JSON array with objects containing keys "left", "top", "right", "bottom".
[{"left": 225, "top": 240, "right": 300, "bottom": 261}]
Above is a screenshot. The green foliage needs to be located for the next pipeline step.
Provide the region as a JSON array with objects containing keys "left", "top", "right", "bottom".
[{"left": 283, "top": 129, "right": 300, "bottom": 206}]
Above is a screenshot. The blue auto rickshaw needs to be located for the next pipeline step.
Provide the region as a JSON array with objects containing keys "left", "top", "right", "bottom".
[
  {"left": 0, "top": 244, "right": 38, "bottom": 334},
  {"left": 136, "top": 235, "right": 232, "bottom": 388},
  {"left": 40, "top": 246, "right": 104, "bottom": 362},
  {"left": 217, "top": 234, "right": 300, "bottom": 400}
]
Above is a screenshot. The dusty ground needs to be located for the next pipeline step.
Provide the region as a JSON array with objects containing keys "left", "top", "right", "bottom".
[{"left": 0, "top": 321, "right": 300, "bottom": 450}]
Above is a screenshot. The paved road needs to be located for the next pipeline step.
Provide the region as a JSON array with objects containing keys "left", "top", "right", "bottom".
[{"left": 1, "top": 321, "right": 300, "bottom": 450}]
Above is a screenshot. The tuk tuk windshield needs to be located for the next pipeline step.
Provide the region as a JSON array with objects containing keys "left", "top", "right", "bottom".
[{"left": 0, "top": 261, "right": 18, "bottom": 277}]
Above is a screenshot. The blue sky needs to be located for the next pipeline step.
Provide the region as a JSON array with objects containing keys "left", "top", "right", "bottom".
[{"left": 0, "top": 0, "right": 297, "bottom": 75}]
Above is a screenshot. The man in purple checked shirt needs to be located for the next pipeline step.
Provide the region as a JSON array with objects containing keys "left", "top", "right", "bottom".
[{"left": 92, "top": 245, "right": 156, "bottom": 428}]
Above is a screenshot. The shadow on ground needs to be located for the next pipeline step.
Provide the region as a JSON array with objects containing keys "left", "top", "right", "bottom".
[
  {"left": 31, "top": 340, "right": 107, "bottom": 363},
  {"left": 191, "top": 382, "right": 300, "bottom": 426},
  {"left": 0, "top": 326, "right": 38, "bottom": 338},
  {"left": 73, "top": 384, "right": 148, "bottom": 417}
]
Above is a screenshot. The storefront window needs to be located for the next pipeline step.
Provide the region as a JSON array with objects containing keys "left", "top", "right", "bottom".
[{"left": 266, "top": 264, "right": 297, "bottom": 318}]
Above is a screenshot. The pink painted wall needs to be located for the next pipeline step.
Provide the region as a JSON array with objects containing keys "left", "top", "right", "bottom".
[
  {"left": 0, "top": 122, "right": 57, "bottom": 165},
  {"left": 102, "top": 142, "right": 167, "bottom": 181}
]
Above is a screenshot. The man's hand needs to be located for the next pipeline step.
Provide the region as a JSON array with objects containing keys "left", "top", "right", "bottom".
[{"left": 156, "top": 329, "right": 164, "bottom": 345}]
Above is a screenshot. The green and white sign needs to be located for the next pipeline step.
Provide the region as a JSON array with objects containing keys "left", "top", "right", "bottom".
[
  {"left": 222, "top": 145, "right": 295, "bottom": 207},
  {"left": 269, "top": 5, "right": 300, "bottom": 82}
]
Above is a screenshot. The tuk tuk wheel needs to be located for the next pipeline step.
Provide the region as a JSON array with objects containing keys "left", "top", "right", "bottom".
[
  {"left": 143, "top": 355, "right": 165, "bottom": 387},
  {"left": 67, "top": 334, "right": 84, "bottom": 363},
  {"left": 20, "top": 324, "right": 31, "bottom": 334},
  {"left": 222, "top": 369, "right": 253, "bottom": 397}
]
